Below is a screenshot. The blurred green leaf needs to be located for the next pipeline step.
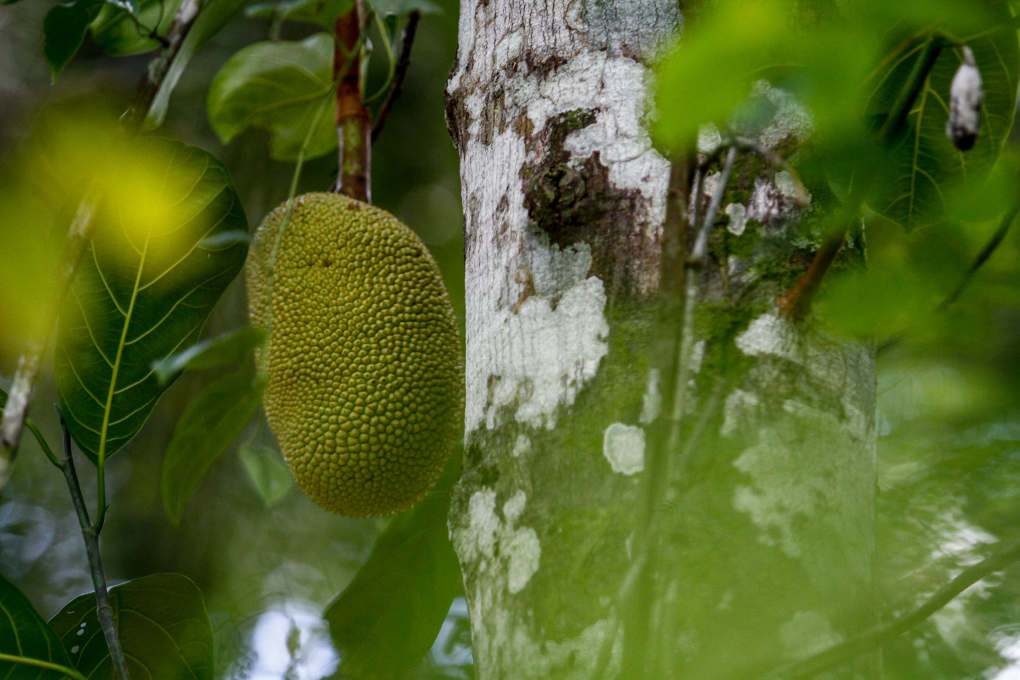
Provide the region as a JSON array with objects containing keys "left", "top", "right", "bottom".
[
  {"left": 43, "top": 0, "right": 104, "bottom": 81},
  {"left": 0, "top": 573, "right": 81, "bottom": 680},
  {"left": 144, "top": 0, "right": 252, "bottom": 130},
  {"left": 366, "top": 0, "right": 440, "bottom": 16},
  {"left": 867, "top": 9, "right": 1019, "bottom": 230},
  {"left": 50, "top": 574, "right": 214, "bottom": 680},
  {"left": 207, "top": 33, "right": 337, "bottom": 161},
  {"left": 151, "top": 326, "right": 266, "bottom": 384},
  {"left": 162, "top": 370, "right": 265, "bottom": 524},
  {"left": 238, "top": 441, "right": 293, "bottom": 507},
  {"left": 245, "top": 0, "right": 353, "bottom": 28},
  {"left": 89, "top": 0, "right": 183, "bottom": 56},
  {"left": 54, "top": 136, "right": 249, "bottom": 464},
  {"left": 324, "top": 453, "right": 462, "bottom": 680}
]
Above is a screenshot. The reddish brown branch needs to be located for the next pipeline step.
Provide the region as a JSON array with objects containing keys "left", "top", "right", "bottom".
[
  {"left": 333, "top": 0, "right": 371, "bottom": 202},
  {"left": 777, "top": 232, "right": 845, "bottom": 320},
  {"left": 371, "top": 10, "right": 421, "bottom": 143}
]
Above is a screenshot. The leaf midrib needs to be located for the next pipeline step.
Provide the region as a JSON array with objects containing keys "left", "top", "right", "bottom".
[{"left": 97, "top": 233, "right": 151, "bottom": 466}]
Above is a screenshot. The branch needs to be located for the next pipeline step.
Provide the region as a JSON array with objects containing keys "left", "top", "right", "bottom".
[
  {"left": 125, "top": 0, "right": 204, "bottom": 127},
  {"left": 777, "top": 232, "right": 845, "bottom": 320},
  {"left": 757, "top": 540, "right": 1020, "bottom": 680},
  {"left": 0, "top": 190, "right": 99, "bottom": 488},
  {"left": 333, "top": 0, "right": 371, "bottom": 202},
  {"left": 371, "top": 10, "right": 420, "bottom": 143},
  {"left": 59, "top": 414, "right": 130, "bottom": 680},
  {"left": 0, "top": 0, "right": 204, "bottom": 489}
]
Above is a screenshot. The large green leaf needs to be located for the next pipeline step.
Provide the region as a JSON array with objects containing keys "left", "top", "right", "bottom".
[
  {"left": 0, "top": 573, "right": 82, "bottom": 680},
  {"left": 54, "top": 137, "right": 248, "bottom": 464},
  {"left": 161, "top": 370, "right": 265, "bottom": 524},
  {"left": 365, "top": 0, "right": 440, "bottom": 16},
  {"left": 246, "top": 0, "right": 354, "bottom": 28},
  {"left": 324, "top": 453, "right": 462, "bottom": 680},
  {"left": 89, "top": 0, "right": 184, "bottom": 56},
  {"left": 43, "top": 0, "right": 104, "bottom": 81},
  {"left": 151, "top": 326, "right": 266, "bottom": 384},
  {"left": 238, "top": 441, "right": 293, "bottom": 507},
  {"left": 867, "top": 7, "right": 1019, "bottom": 229},
  {"left": 49, "top": 574, "right": 214, "bottom": 680},
  {"left": 207, "top": 33, "right": 337, "bottom": 161}
]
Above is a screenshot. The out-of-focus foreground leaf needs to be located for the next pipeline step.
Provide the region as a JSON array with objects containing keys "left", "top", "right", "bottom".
[
  {"left": 324, "top": 452, "right": 462, "bottom": 680},
  {"left": 0, "top": 572, "right": 81, "bottom": 680},
  {"left": 53, "top": 133, "right": 248, "bottom": 464},
  {"left": 161, "top": 370, "right": 265, "bottom": 524},
  {"left": 50, "top": 573, "right": 214, "bottom": 680},
  {"left": 207, "top": 33, "right": 337, "bottom": 161}
]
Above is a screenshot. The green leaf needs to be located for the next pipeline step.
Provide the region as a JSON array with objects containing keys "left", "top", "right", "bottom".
[
  {"left": 54, "top": 137, "right": 248, "bottom": 465},
  {"left": 207, "top": 33, "right": 338, "bottom": 161},
  {"left": 0, "top": 573, "right": 83, "bottom": 680},
  {"left": 49, "top": 574, "right": 214, "bottom": 680},
  {"left": 246, "top": 0, "right": 354, "bottom": 28},
  {"left": 151, "top": 326, "right": 266, "bottom": 384},
  {"left": 324, "top": 452, "right": 462, "bottom": 680},
  {"left": 238, "top": 441, "right": 293, "bottom": 507},
  {"left": 143, "top": 0, "right": 251, "bottom": 130},
  {"left": 866, "top": 6, "right": 1018, "bottom": 229},
  {"left": 365, "top": 0, "right": 441, "bottom": 16},
  {"left": 161, "top": 370, "right": 265, "bottom": 524},
  {"left": 43, "top": 0, "right": 104, "bottom": 81},
  {"left": 89, "top": 0, "right": 184, "bottom": 56}
]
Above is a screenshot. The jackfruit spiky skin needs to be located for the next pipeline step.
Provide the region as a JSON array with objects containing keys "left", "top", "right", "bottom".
[{"left": 246, "top": 192, "right": 463, "bottom": 516}]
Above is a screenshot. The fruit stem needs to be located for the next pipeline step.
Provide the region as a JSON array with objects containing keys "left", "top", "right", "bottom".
[{"left": 334, "top": 0, "right": 371, "bottom": 203}]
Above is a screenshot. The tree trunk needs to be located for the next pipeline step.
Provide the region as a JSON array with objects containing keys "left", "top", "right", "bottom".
[{"left": 445, "top": 3, "right": 878, "bottom": 678}]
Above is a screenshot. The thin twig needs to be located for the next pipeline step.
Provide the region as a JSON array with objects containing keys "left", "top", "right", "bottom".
[
  {"left": 0, "top": 189, "right": 99, "bottom": 489},
  {"left": 756, "top": 540, "right": 1020, "bottom": 680},
  {"left": 126, "top": 0, "right": 203, "bottom": 127},
  {"left": 371, "top": 10, "right": 420, "bottom": 143},
  {"left": 59, "top": 413, "right": 130, "bottom": 680},
  {"left": 333, "top": 0, "right": 371, "bottom": 202}
]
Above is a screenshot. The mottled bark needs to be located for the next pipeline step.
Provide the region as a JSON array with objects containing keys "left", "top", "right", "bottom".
[{"left": 446, "top": 2, "right": 877, "bottom": 678}]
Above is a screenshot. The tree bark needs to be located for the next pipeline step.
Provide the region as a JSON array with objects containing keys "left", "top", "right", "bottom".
[{"left": 446, "top": 2, "right": 878, "bottom": 678}]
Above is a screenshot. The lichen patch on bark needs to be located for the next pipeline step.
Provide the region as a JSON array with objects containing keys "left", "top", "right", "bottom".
[{"left": 602, "top": 423, "right": 645, "bottom": 475}]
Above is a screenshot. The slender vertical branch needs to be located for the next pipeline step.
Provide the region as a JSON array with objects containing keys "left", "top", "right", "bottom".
[
  {"left": 59, "top": 414, "right": 130, "bottom": 680},
  {"left": 371, "top": 10, "right": 421, "bottom": 142},
  {"left": 0, "top": 189, "right": 99, "bottom": 488},
  {"left": 333, "top": 0, "right": 371, "bottom": 202}
]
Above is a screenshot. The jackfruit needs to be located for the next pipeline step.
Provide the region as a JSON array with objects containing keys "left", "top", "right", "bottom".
[{"left": 246, "top": 192, "right": 462, "bottom": 516}]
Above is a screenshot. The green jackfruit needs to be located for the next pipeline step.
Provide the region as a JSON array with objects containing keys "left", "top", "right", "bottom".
[{"left": 247, "top": 192, "right": 462, "bottom": 516}]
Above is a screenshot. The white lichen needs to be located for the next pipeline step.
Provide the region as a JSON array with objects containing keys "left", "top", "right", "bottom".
[
  {"left": 780, "top": 611, "right": 842, "bottom": 659},
  {"left": 511, "top": 434, "right": 532, "bottom": 458},
  {"left": 720, "top": 388, "right": 760, "bottom": 438},
  {"left": 454, "top": 488, "right": 541, "bottom": 596},
  {"left": 639, "top": 368, "right": 661, "bottom": 424},
  {"left": 602, "top": 423, "right": 645, "bottom": 475},
  {"left": 725, "top": 203, "right": 747, "bottom": 235}
]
